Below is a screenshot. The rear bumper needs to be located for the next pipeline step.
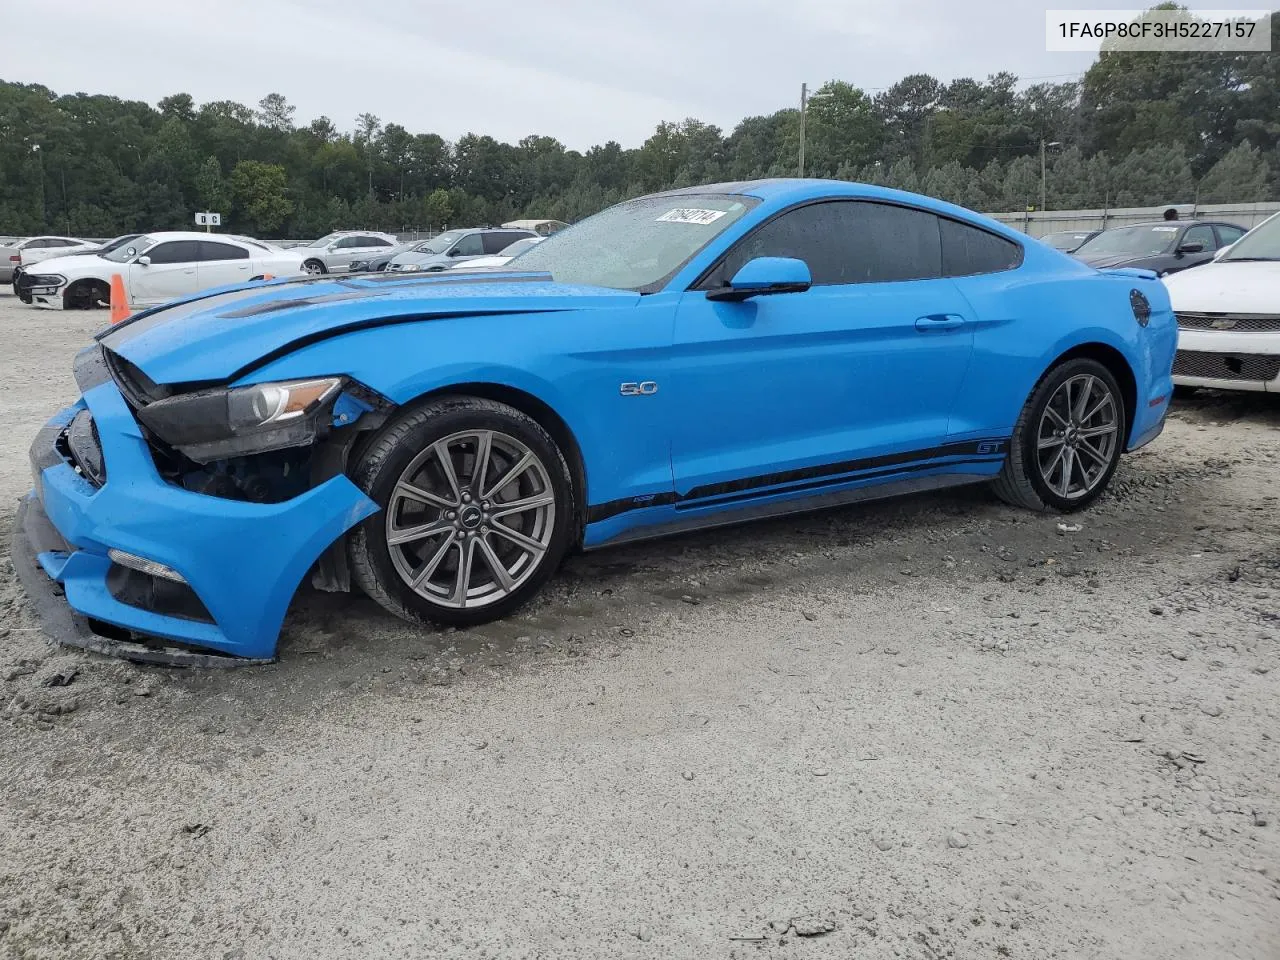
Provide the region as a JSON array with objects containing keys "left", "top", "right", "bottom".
[{"left": 20, "top": 381, "right": 378, "bottom": 661}]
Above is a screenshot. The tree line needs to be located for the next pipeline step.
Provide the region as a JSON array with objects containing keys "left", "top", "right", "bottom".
[{"left": 1, "top": 7, "right": 1276, "bottom": 239}]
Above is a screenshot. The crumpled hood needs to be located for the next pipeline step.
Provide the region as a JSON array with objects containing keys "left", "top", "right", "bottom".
[
  {"left": 1161, "top": 260, "right": 1280, "bottom": 313},
  {"left": 98, "top": 272, "right": 639, "bottom": 384}
]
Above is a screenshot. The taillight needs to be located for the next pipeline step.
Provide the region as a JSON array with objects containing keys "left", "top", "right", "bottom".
[{"left": 8, "top": 255, "right": 17, "bottom": 262}]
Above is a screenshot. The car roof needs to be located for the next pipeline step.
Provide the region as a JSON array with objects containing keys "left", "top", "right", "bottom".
[
  {"left": 1110, "top": 219, "right": 1235, "bottom": 229},
  {"left": 135, "top": 231, "right": 253, "bottom": 242},
  {"left": 643, "top": 178, "right": 1026, "bottom": 242}
]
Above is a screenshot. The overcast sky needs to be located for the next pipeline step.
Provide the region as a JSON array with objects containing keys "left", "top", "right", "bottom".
[{"left": 2, "top": 0, "right": 1264, "bottom": 150}]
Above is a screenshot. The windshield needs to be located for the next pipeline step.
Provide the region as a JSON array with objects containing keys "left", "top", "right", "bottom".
[
  {"left": 1042, "top": 232, "right": 1091, "bottom": 251},
  {"left": 1074, "top": 225, "right": 1179, "bottom": 258},
  {"left": 102, "top": 235, "right": 155, "bottom": 263},
  {"left": 96, "top": 235, "right": 140, "bottom": 256},
  {"left": 305, "top": 232, "right": 343, "bottom": 248},
  {"left": 512, "top": 193, "right": 759, "bottom": 291},
  {"left": 1219, "top": 214, "right": 1280, "bottom": 262},
  {"left": 415, "top": 232, "right": 464, "bottom": 255},
  {"left": 499, "top": 237, "right": 541, "bottom": 258}
]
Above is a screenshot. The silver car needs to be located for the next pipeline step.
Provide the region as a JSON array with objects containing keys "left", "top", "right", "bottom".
[
  {"left": 296, "top": 230, "right": 399, "bottom": 275},
  {"left": 386, "top": 228, "right": 537, "bottom": 273},
  {"left": 4, "top": 236, "right": 99, "bottom": 284}
]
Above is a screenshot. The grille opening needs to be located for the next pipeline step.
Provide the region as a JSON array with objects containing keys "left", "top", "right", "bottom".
[
  {"left": 106, "top": 563, "right": 216, "bottom": 624},
  {"left": 1172, "top": 350, "right": 1280, "bottom": 382}
]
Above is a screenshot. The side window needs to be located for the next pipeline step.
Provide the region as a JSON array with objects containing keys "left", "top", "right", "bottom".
[
  {"left": 333, "top": 236, "right": 359, "bottom": 249},
  {"left": 145, "top": 241, "right": 200, "bottom": 264},
  {"left": 23, "top": 239, "right": 49, "bottom": 249},
  {"left": 482, "top": 232, "right": 516, "bottom": 255},
  {"left": 362, "top": 236, "right": 392, "bottom": 248},
  {"left": 711, "top": 200, "right": 942, "bottom": 287},
  {"left": 55, "top": 239, "right": 81, "bottom": 247},
  {"left": 1182, "top": 224, "right": 1216, "bottom": 251},
  {"left": 1214, "top": 224, "right": 1245, "bottom": 247},
  {"left": 199, "top": 241, "right": 250, "bottom": 261},
  {"left": 452, "top": 233, "right": 485, "bottom": 257},
  {"left": 939, "top": 218, "right": 1023, "bottom": 277}
]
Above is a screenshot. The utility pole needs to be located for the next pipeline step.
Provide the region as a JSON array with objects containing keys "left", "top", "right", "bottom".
[
  {"left": 1040, "top": 139, "right": 1046, "bottom": 213},
  {"left": 1040, "top": 139, "right": 1061, "bottom": 216},
  {"left": 798, "top": 83, "right": 808, "bottom": 178}
]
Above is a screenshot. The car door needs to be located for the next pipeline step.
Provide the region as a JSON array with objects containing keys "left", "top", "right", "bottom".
[
  {"left": 197, "top": 239, "right": 252, "bottom": 289},
  {"left": 128, "top": 240, "right": 201, "bottom": 305},
  {"left": 670, "top": 199, "right": 977, "bottom": 499},
  {"left": 327, "top": 236, "right": 363, "bottom": 271},
  {"left": 1169, "top": 223, "right": 1217, "bottom": 273},
  {"left": 447, "top": 232, "right": 486, "bottom": 264}
]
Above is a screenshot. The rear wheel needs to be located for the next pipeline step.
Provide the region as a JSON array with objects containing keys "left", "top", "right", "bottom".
[
  {"left": 992, "top": 358, "right": 1126, "bottom": 513},
  {"left": 347, "top": 396, "right": 575, "bottom": 627}
]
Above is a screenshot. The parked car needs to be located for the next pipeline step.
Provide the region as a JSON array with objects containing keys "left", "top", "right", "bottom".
[
  {"left": 1039, "top": 230, "right": 1098, "bottom": 253},
  {"left": 15, "top": 178, "right": 1175, "bottom": 663},
  {"left": 387, "top": 228, "right": 538, "bottom": 272},
  {"left": 297, "top": 231, "right": 398, "bottom": 275},
  {"left": 15, "top": 234, "right": 143, "bottom": 303},
  {"left": 1161, "top": 211, "right": 1280, "bottom": 393},
  {"left": 3, "top": 236, "right": 99, "bottom": 283},
  {"left": 349, "top": 242, "right": 422, "bottom": 273},
  {"left": 447, "top": 235, "right": 544, "bottom": 270},
  {"left": 20, "top": 232, "right": 306, "bottom": 310},
  {"left": 1071, "top": 220, "right": 1246, "bottom": 276},
  {"left": 501, "top": 218, "right": 570, "bottom": 237}
]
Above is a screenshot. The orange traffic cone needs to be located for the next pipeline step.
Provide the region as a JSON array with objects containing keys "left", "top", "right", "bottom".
[{"left": 108, "top": 274, "right": 130, "bottom": 325}]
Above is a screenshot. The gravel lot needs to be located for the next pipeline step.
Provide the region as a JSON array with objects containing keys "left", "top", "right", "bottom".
[{"left": 0, "top": 289, "right": 1277, "bottom": 960}]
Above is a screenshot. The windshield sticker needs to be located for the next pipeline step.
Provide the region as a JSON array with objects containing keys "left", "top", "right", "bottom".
[
  {"left": 1152, "top": 226, "right": 1178, "bottom": 232},
  {"left": 656, "top": 208, "right": 727, "bottom": 225}
]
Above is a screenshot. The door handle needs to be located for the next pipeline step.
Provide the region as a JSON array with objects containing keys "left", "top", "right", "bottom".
[{"left": 915, "top": 313, "right": 966, "bottom": 331}]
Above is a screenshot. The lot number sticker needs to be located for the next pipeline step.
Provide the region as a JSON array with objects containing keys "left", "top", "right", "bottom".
[{"left": 656, "top": 208, "right": 727, "bottom": 225}]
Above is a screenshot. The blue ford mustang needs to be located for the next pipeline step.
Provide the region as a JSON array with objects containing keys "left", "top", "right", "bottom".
[{"left": 14, "top": 179, "right": 1176, "bottom": 663}]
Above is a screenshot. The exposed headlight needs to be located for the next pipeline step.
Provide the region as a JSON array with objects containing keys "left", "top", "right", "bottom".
[
  {"left": 394, "top": 263, "right": 421, "bottom": 272},
  {"left": 135, "top": 377, "right": 343, "bottom": 463}
]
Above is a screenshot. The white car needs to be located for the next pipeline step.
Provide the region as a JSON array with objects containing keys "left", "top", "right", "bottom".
[
  {"left": 21, "top": 232, "right": 306, "bottom": 311},
  {"left": 1162, "top": 211, "right": 1280, "bottom": 393},
  {"left": 3, "top": 235, "right": 98, "bottom": 283},
  {"left": 446, "top": 235, "right": 545, "bottom": 270}
]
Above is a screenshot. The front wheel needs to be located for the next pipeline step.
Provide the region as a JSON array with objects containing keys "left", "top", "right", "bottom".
[
  {"left": 303, "top": 259, "right": 326, "bottom": 276},
  {"left": 347, "top": 396, "right": 575, "bottom": 627},
  {"left": 992, "top": 358, "right": 1126, "bottom": 513}
]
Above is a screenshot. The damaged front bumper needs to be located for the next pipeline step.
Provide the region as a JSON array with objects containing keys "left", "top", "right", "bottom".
[{"left": 14, "top": 380, "right": 379, "bottom": 663}]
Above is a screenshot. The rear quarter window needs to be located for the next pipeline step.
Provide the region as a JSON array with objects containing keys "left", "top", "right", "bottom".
[{"left": 940, "top": 218, "right": 1022, "bottom": 277}]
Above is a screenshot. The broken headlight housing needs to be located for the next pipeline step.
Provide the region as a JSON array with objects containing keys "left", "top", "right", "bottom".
[{"left": 135, "top": 377, "right": 344, "bottom": 463}]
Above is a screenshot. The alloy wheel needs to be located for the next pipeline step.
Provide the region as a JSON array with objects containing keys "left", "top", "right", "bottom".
[
  {"left": 1035, "top": 373, "right": 1120, "bottom": 500},
  {"left": 384, "top": 430, "right": 556, "bottom": 609}
]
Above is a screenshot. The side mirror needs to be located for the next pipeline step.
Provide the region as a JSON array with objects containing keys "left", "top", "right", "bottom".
[
  {"left": 326, "top": 243, "right": 339, "bottom": 252},
  {"left": 1177, "top": 241, "right": 1205, "bottom": 255},
  {"left": 447, "top": 248, "right": 464, "bottom": 257},
  {"left": 706, "top": 257, "right": 812, "bottom": 302},
  {"left": 136, "top": 255, "right": 151, "bottom": 266}
]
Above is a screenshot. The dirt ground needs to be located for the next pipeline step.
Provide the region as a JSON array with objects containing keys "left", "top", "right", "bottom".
[{"left": 0, "top": 289, "right": 1276, "bottom": 960}]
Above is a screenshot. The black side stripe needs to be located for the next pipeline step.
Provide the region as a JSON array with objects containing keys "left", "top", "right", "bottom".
[{"left": 585, "top": 438, "right": 1008, "bottom": 524}]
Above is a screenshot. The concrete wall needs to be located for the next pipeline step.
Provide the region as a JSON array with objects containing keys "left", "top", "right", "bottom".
[{"left": 990, "top": 202, "right": 1280, "bottom": 238}]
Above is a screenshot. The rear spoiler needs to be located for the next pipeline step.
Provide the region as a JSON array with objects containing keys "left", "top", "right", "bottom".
[{"left": 1099, "top": 266, "right": 1159, "bottom": 281}]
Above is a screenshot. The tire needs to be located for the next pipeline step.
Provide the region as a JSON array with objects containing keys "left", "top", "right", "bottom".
[
  {"left": 303, "top": 259, "right": 327, "bottom": 276},
  {"left": 992, "top": 358, "right": 1126, "bottom": 513},
  {"left": 347, "top": 395, "right": 575, "bottom": 627}
]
